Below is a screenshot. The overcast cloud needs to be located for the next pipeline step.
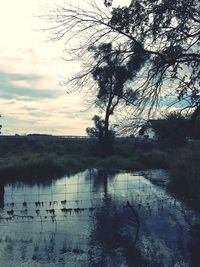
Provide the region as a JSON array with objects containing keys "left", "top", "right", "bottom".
[{"left": 0, "top": 0, "right": 131, "bottom": 135}]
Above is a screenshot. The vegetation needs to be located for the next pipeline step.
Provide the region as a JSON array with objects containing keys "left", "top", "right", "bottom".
[
  {"left": 0, "top": 139, "right": 97, "bottom": 183},
  {"left": 88, "top": 43, "right": 139, "bottom": 154},
  {"left": 151, "top": 112, "right": 188, "bottom": 148},
  {"left": 140, "top": 111, "right": 200, "bottom": 148},
  {"left": 86, "top": 115, "right": 116, "bottom": 155},
  {"left": 3, "top": 0, "right": 200, "bottom": 206},
  {"left": 0, "top": 115, "right": 2, "bottom": 134},
  {"left": 0, "top": 138, "right": 200, "bottom": 209},
  {"left": 43, "top": 0, "right": 200, "bottom": 122},
  {"left": 169, "top": 143, "right": 200, "bottom": 209},
  {"left": 36, "top": 0, "right": 200, "bottom": 208},
  {"left": 0, "top": 138, "right": 168, "bottom": 183}
]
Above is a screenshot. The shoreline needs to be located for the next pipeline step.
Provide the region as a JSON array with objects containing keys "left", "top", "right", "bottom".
[{"left": 0, "top": 139, "right": 199, "bottom": 210}]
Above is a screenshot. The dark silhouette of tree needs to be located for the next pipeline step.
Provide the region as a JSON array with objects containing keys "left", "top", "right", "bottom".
[
  {"left": 86, "top": 115, "right": 115, "bottom": 155},
  {"left": 43, "top": 0, "right": 199, "bottom": 126},
  {"left": 86, "top": 115, "right": 105, "bottom": 139},
  {"left": 157, "top": 112, "right": 188, "bottom": 147},
  {"left": 109, "top": 0, "right": 200, "bottom": 116},
  {"left": 141, "top": 110, "right": 200, "bottom": 147},
  {"left": 85, "top": 43, "right": 138, "bottom": 154},
  {"left": 91, "top": 44, "right": 137, "bottom": 148},
  {"left": 188, "top": 118, "right": 200, "bottom": 139},
  {"left": 0, "top": 183, "right": 4, "bottom": 208},
  {"left": 0, "top": 115, "right": 2, "bottom": 134},
  {"left": 104, "top": 0, "right": 113, "bottom": 7},
  {"left": 142, "top": 112, "right": 196, "bottom": 147}
]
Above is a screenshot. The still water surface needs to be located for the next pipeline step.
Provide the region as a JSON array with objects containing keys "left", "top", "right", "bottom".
[{"left": 0, "top": 169, "right": 200, "bottom": 267}]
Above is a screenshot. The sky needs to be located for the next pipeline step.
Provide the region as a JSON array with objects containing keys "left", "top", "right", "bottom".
[{"left": 0, "top": 0, "right": 130, "bottom": 136}]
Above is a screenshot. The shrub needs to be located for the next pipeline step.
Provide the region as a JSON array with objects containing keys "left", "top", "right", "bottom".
[{"left": 169, "top": 144, "right": 200, "bottom": 206}]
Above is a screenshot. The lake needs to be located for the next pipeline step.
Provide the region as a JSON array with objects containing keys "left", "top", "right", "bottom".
[{"left": 0, "top": 169, "right": 200, "bottom": 267}]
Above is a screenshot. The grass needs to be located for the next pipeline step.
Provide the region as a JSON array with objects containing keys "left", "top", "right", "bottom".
[
  {"left": 0, "top": 138, "right": 169, "bottom": 183},
  {"left": 0, "top": 139, "right": 98, "bottom": 183},
  {"left": 1, "top": 138, "right": 200, "bottom": 210},
  {"left": 169, "top": 143, "right": 200, "bottom": 209}
]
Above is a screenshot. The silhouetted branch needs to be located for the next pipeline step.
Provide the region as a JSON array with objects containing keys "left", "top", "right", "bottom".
[{"left": 41, "top": 0, "right": 200, "bottom": 130}]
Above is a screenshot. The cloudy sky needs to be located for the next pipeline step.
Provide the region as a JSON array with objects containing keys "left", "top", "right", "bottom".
[{"left": 0, "top": 0, "right": 129, "bottom": 135}]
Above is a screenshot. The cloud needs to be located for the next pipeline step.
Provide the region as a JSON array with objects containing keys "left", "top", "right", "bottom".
[
  {"left": 0, "top": 91, "right": 95, "bottom": 135},
  {"left": 1, "top": 72, "right": 43, "bottom": 82},
  {"left": 0, "top": 71, "right": 60, "bottom": 99},
  {"left": 0, "top": 0, "right": 97, "bottom": 135}
]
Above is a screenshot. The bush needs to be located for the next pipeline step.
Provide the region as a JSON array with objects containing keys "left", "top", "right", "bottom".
[
  {"left": 169, "top": 144, "right": 200, "bottom": 206},
  {"left": 137, "top": 150, "right": 169, "bottom": 169}
]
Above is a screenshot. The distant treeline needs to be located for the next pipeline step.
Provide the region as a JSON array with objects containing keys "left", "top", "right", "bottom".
[{"left": 0, "top": 134, "right": 91, "bottom": 142}]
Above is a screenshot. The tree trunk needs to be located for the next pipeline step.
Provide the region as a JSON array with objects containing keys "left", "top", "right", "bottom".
[{"left": 101, "top": 80, "right": 114, "bottom": 156}]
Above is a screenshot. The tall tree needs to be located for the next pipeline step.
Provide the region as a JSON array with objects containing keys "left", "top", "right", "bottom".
[
  {"left": 109, "top": 0, "right": 200, "bottom": 115},
  {"left": 86, "top": 43, "right": 138, "bottom": 153},
  {"left": 0, "top": 115, "right": 2, "bottom": 134},
  {"left": 43, "top": 0, "right": 200, "bottom": 124}
]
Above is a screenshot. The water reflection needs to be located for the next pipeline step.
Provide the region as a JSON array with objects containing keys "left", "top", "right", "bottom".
[
  {"left": 0, "top": 182, "right": 4, "bottom": 208},
  {"left": 0, "top": 169, "right": 199, "bottom": 267},
  {"left": 86, "top": 170, "right": 142, "bottom": 266},
  {"left": 188, "top": 223, "right": 200, "bottom": 267}
]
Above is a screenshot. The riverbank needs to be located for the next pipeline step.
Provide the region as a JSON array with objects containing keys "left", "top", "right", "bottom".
[
  {"left": 0, "top": 139, "right": 199, "bottom": 209},
  {"left": 0, "top": 138, "right": 168, "bottom": 182}
]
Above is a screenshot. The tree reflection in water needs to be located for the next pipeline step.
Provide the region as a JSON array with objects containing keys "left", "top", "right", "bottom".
[
  {"left": 85, "top": 169, "right": 145, "bottom": 267},
  {"left": 0, "top": 182, "right": 4, "bottom": 209}
]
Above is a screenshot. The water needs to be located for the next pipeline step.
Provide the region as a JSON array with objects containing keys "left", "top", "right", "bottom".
[{"left": 0, "top": 169, "right": 200, "bottom": 267}]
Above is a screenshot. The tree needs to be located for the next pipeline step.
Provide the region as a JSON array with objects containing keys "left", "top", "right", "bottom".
[
  {"left": 43, "top": 0, "right": 200, "bottom": 127},
  {"left": 143, "top": 111, "right": 200, "bottom": 147},
  {"left": 86, "top": 43, "right": 138, "bottom": 154},
  {"left": 0, "top": 115, "right": 2, "bottom": 135},
  {"left": 86, "top": 115, "right": 105, "bottom": 139},
  {"left": 109, "top": 0, "right": 200, "bottom": 116},
  {"left": 86, "top": 115, "right": 115, "bottom": 154},
  {"left": 152, "top": 112, "right": 188, "bottom": 147}
]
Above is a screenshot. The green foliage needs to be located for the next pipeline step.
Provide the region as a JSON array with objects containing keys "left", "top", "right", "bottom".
[
  {"left": 45, "top": 0, "right": 200, "bottom": 132},
  {"left": 0, "top": 139, "right": 98, "bottom": 182},
  {"left": 95, "top": 148, "right": 169, "bottom": 170},
  {"left": 100, "top": 155, "right": 147, "bottom": 170},
  {"left": 109, "top": 0, "right": 199, "bottom": 114},
  {"left": 136, "top": 150, "right": 169, "bottom": 169},
  {"left": 88, "top": 43, "right": 140, "bottom": 155},
  {"left": 169, "top": 143, "right": 200, "bottom": 207},
  {"left": 143, "top": 112, "right": 187, "bottom": 148},
  {"left": 86, "top": 115, "right": 104, "bottom": 138},
  {"left": 91, "top": 43, "right": 134, "bottom": 106},
  {"left": 0, "top": 115, "right": 2, "bottom": 134},
  {"left": 0, "top": 138, "right": 169, "bottom": 182},
  {"left": 147, "top": 111, "right": 200, "bottom": 148}
]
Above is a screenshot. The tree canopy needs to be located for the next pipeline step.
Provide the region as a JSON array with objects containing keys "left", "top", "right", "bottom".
[
  {"left": 43, "top": 0, "right": 200, "bottom": 128},
  {"left": 141, "top": 111, "right": 200, "bottom": 148},
  {"left": 0, "top": 115, "right": 2, "bottom": 135},
  {"left": 109, "top": 0, "right": 200, "bottom": 113}
]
